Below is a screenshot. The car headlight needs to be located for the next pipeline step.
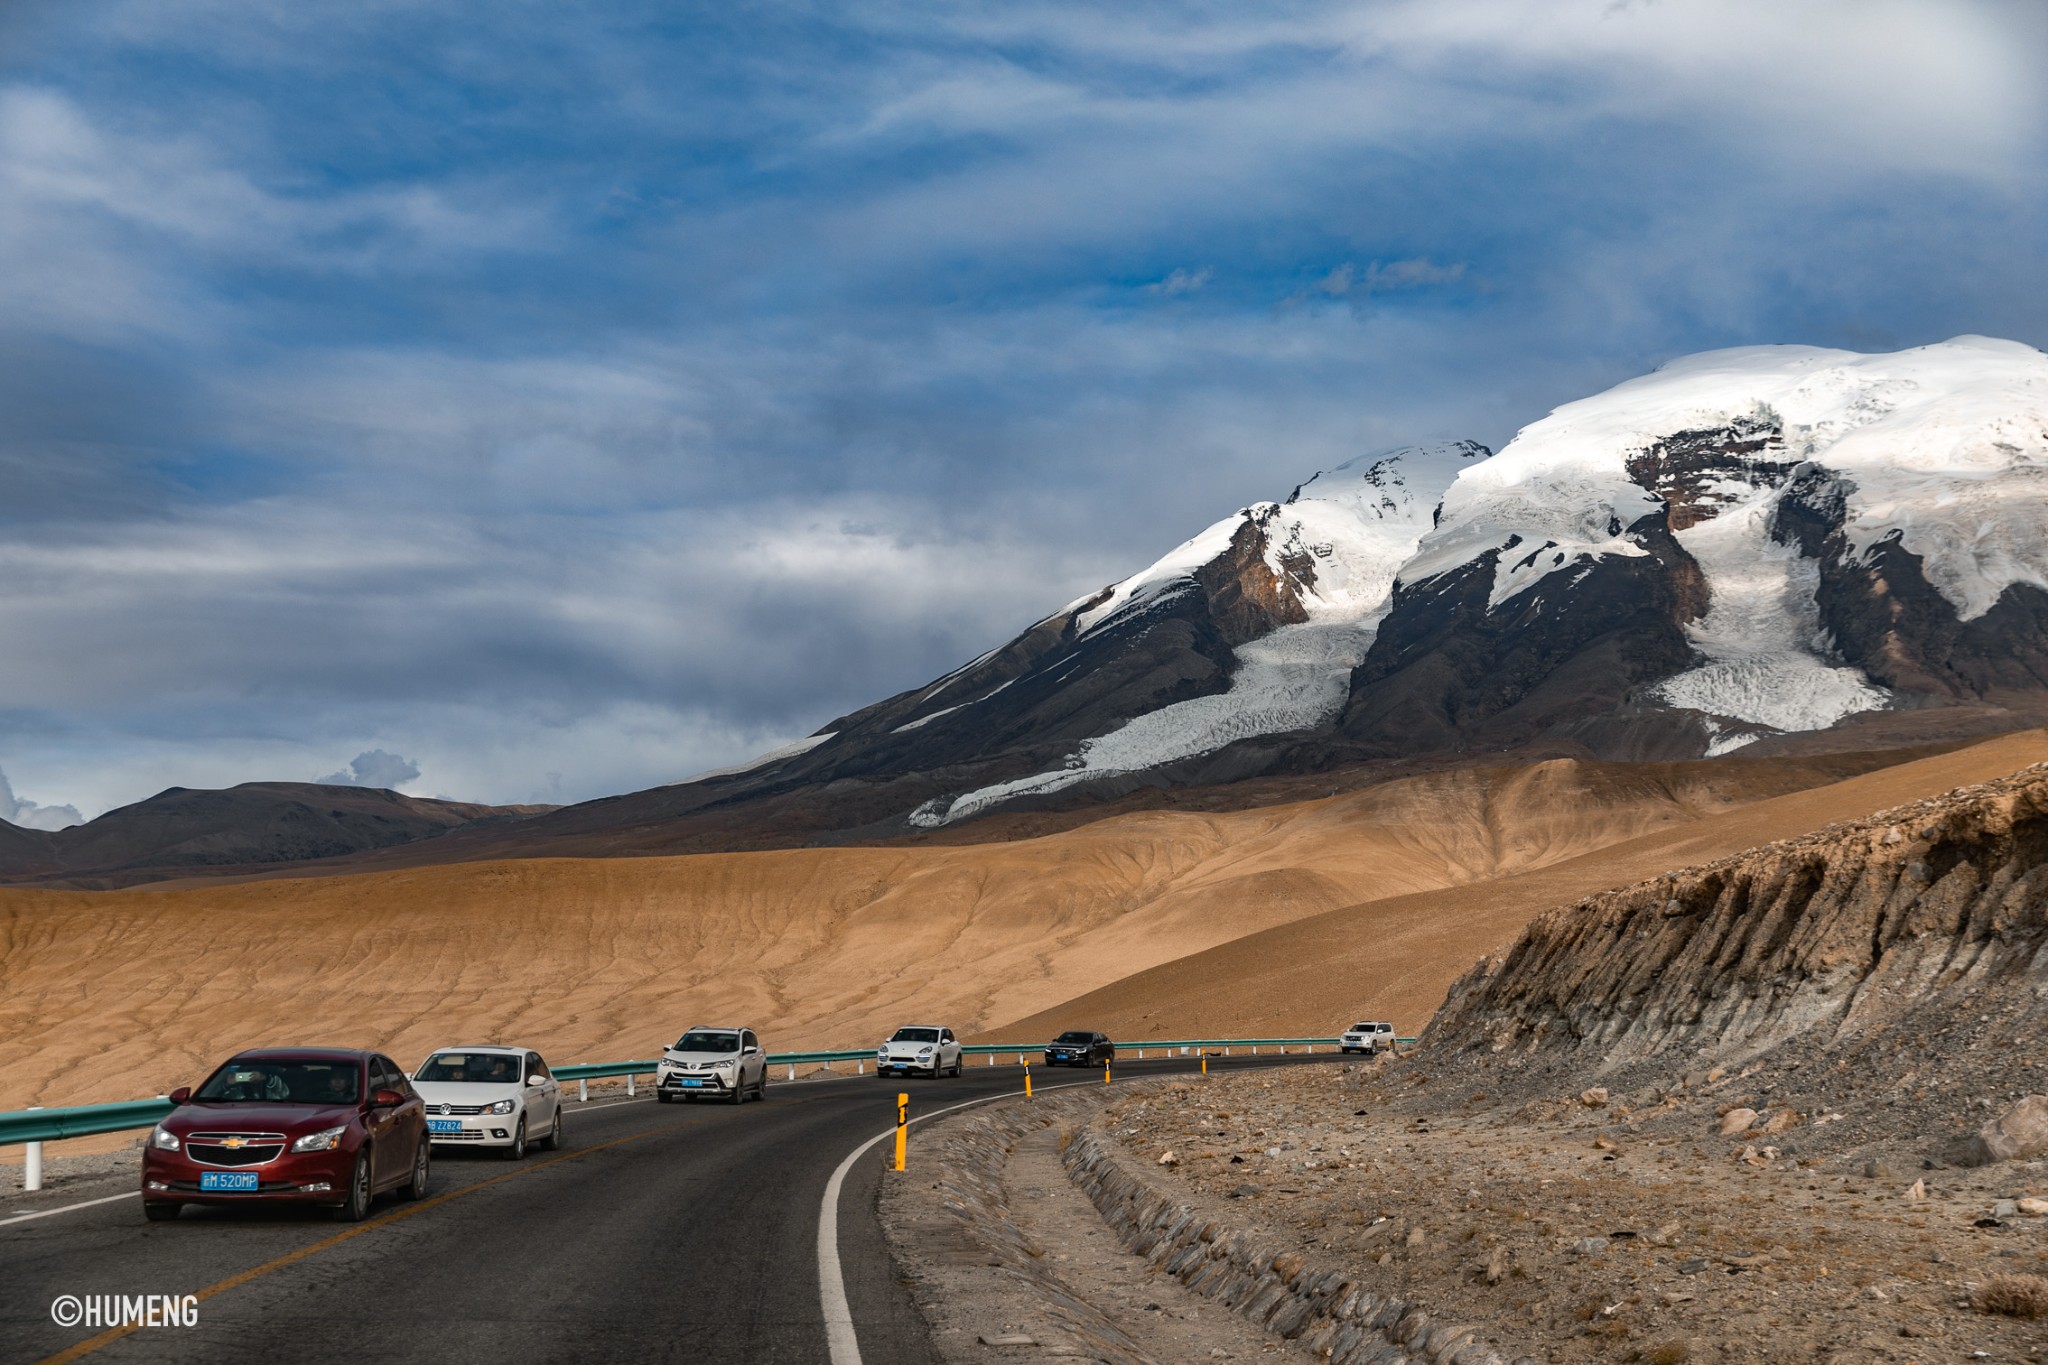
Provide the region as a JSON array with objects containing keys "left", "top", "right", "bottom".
[
  {"left": 488, "top": 1099, "right": 517, "bottom": 1115},
  {"left": 876, "top": 1047, "right": 889, "bottom": 1057},
  {"left": 917, "top": 1047, "right": 933, "bottom": 1057},
  {"left": 712, "top": 1059, "right": 738, "bottom": 1071},
  {"left": 291, "top": 1126, "right": 347, "bottom": 1153},
  {"left": 150, "top": 1126, "right": 179, "bottom": 1151}
]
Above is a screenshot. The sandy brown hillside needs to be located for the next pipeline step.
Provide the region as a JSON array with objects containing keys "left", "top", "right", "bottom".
[
  {"left": 1, "top": 734, "right": 2041, "bottom": 1163},
  {"left": 991, "top": 729, "right": 2048, "bottom": 1042}
]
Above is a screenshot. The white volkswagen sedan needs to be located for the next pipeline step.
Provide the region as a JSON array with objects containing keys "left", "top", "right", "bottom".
[
  {"left": 411, "top": 1046, "right": 564, "bottom": 1160},
  {"left": 877, "top": 1025, "right": 963, "bottom": 1078}
]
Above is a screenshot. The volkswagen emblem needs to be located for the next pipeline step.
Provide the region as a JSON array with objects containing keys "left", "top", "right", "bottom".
[{"left": 437, "top": 1103, "right": 452, "bottom": 1116}]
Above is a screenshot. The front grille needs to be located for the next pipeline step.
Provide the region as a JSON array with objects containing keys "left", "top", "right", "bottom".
[
  {"left": 428, "top": 1103, "right": 487, "bottom": 1116},
  {"left": 186, "top": 1133, "right": 286, "bottom": 1167},
  {"left": 429, "top": 1129, "right": 484, "bottom": 1141},
  {"left": 171, "top": 1179, "right": 300, "bottom": 1195}
]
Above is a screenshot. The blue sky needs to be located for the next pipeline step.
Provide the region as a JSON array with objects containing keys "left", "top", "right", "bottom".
[{"left": 1, "top": 0, "right": 2044, "bottom": 821}]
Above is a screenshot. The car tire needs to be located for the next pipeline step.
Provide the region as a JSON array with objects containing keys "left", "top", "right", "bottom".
[
  {"left": 400, "top": 1141, "right": 430, "bottom": 1200},
  {"left": 753, "top": 1073, "right": 767, "bottom": 1102},
  {"left": 333, "top": 1152, "right": 373, "bottom": 1222},
  {"left": 503, "top": 1118, "right": 527, "bottom": 1161},
  {"left": 541, "top": 1107, "right": 564, "bottom": 1149},
  {"left": 728, "top": 1074, "right": 745, "bottom": 1105},
  {"left": 143, "top": 1202, "right": 180, "bottom": 1222},
  {"left": 657, "top": 1091, "right": 673, "bottom": 1103}
]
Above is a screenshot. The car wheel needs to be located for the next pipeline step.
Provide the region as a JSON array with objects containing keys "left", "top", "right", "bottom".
[
  {"left": 728, "top": 1073, "right": 745, "bottom": 1105},
  {"left": 656, "top": 1091, "right": 673, "bottom": 1103},
  {"left": 400, "top": 1141, "right": 430, "bottom": 1200},
  {"left": 143, "top": 1202, "right": 180, "bottom": 1222},
  {"left": 541, "top": 1107, "right": 564, "bottom": 1149},
  {"left": 333, "top": 1152, "right": 373, "bottom": 1222},
  {"left": 503, "top": 1118, "right": 527, "bottom": 1161},
  {"left": 753, "top": 1072, "right": 767, "bottom": 1102}
]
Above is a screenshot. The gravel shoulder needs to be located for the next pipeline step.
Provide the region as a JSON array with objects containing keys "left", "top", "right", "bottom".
[
  {"left": 879, "top": 1086, "right": 1313, "bottom": 1362},
  {"left": 1103, "top": 1058, "right": 2048, "bottom": 1364}
]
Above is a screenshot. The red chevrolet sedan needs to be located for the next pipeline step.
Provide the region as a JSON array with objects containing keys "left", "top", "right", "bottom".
[{"left": 141, "top": 1047, "right": 429, "bottom": 1222}]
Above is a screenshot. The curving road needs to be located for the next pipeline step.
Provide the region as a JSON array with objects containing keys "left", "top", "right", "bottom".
[{"left": 1, "top": 1054, "right": 1338, "bottom": 1364}]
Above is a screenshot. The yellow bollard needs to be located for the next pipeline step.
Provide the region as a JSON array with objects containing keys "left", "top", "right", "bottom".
[
  {"left": 1024, "top": 1063, "right": 1033, "bottom": 1099},
  {"left": 894, "top": 1092, "right": 908, "bottom": 1171},
  {"left": 1104, "top": 1060, "right": 1111, "bottom": 1086},
  {"left": 1201, "top": 1053, "right": 1208, "bottom": 1076}
]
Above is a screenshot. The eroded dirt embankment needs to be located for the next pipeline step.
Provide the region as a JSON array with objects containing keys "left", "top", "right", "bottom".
[{"left": 1426, "top": 761, "right": 2048, "bottom": 1104}]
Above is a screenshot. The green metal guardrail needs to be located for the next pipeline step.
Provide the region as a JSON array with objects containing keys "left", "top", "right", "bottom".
[{"left": 2, "top": 1036, "right": 1417, "bottom": 1150}]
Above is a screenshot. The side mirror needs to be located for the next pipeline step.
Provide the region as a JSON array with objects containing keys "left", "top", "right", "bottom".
[
  {"left": 744, "top": 1045, "right": 761, "bottom": 1055},
  {"left": 527, "top": 1075, "right": 545, "bottom": 1087},
  {"left": 370, "top": 1088, "right": 403, "bottom": 1108},
  {"left": 168, "top": 1087, "right": 191, "bottom": 1105}
]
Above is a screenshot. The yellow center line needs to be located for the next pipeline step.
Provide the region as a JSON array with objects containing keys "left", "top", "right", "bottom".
[{"left": 38, "top": 1118, "right": 694, "bottom": 1365}]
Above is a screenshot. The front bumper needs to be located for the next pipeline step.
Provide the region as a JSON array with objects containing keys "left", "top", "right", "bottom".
[
  {"left": 141, "top": 1146, "right": 355, "bottom": 1206},
  {"left": 423, "top": 1111, "right": 524, "bottom": 1146},
  {"left": 657, "top": 1070, "right": 739, "bottom": 1096},
  {"left": 877, "top": 1053, "right": 939, "bottom": 1074}
]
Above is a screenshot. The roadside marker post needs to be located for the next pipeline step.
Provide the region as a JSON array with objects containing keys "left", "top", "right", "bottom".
[
  {"left": 23, "top": 1109, "right": 42, "bottom": 1192},
  {"left": 626, "top": 1073, "right": 635, "bottom": 1097},
  {"left": 578, "top": 1079, "right": 588, "bottom": 1103},
  {"left": 1200, "top": 1053, "right": 1207, "bottom": 1077},
  {"left": 1023, "top": 1064, "right": 1033, "bottom": 1099},
  {"left": 1103, "top": 1061, "right": 1111, "bottom": 1086},
  {"left": 893, "top": 1093, "right": 908, "bottom": 1171}
]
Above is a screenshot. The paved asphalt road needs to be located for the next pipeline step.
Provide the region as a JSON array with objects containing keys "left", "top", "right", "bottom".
[{"left": 2, "top": 1053, "right": 1339, "bottom": 1364}]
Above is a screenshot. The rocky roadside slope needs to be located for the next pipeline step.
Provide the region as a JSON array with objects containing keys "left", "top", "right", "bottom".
[{"left": 1081, "top": 762, "right": 2048, "bottom": 1362}]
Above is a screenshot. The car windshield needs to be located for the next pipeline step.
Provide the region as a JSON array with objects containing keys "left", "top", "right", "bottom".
[
  {"left": 673, "top": 1032, "right": 739, "bottom": 1054},
  {"left": 196, "top": 1060, "right": 360, "bottom": 1105},
  {"left": 1351, "top": 1024, "right": 1372, "bottom": 1032},
  {"left": 891, "top": 1028, "right": 940, "bottom": 1043},
  {"left": 415, "top": 1052, "right": 523, "bottom": 1084},
  {"left": 1054, "top": 1032, "right": 1092, "bottom": 1044}
]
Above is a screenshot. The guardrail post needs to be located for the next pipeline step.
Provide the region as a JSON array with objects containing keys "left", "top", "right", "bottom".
[
  {"left": 23, "top": 1108, "right": 43, "bottom": 1191},
  {"left": 578, "top": 1079, "right": 589, "bottom": 1103},
  {"left": 1137, "top": 1047, "right": 1144, "bottom": 1059},
  {"left": 857, "top": 1060, "right": 864, "bottom": 1075},
  {"left": 787, "top": 1063, "right": 796, "bottom": 1081},
  {"left": 626, "top": 1073, "right": 635, "bottom": 1097}
]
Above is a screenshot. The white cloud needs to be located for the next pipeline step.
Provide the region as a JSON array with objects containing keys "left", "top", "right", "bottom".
[
  {"left": 0, "top": 765, "right": 83, "bottom": 830},
  {"left": 314, "top": 748, "right": 420, "bottom": 790}
]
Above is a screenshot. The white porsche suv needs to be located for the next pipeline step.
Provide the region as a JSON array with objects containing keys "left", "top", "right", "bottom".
[
  {"left": 876, "top": 1025, "right": 963, "bottom": 1078},
  {"left": 411, "top": 1045, "right": 564, "bottom": 1159},
  {"left": 656, "top": 1026, "right": 768, "bottom": 1104}
]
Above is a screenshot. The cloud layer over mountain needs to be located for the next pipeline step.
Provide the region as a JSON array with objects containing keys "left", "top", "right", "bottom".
[{"left": 1, "top": 0, "right": 2043, "bottom": 816}]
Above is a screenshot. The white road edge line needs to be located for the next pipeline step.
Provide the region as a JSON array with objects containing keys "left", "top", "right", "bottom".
[
  {"left": 0, "top": 1190, "right": 138, "bottom": 1227},
  {"left": 818, "top": 1080, "right": 1095, "bottom": 1365}
]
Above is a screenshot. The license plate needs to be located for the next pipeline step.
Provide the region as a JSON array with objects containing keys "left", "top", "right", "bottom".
[
  {"left": 679, "top": 1078, "right": 706, "bottom": 1088},
  {"left": 199, "top": 1171, "right": 259, "bottom": 1192},
  {"left": 427, "top": 1119, "right": 465, "bottom": 1134}
]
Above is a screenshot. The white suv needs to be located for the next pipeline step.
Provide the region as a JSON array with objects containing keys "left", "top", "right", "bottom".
[
  {"left": 656, "top": 1026, "right": 768, "bottom": 1104},
  {"left": 1339, "top": 1022, "right": 1396, "bottom": 1056},
  {"left": 877, "top": 1025, "right": 962, "bottom": 1078},
  {"left": 412, "top": 1045, "right": 564, "bottom": 1159}
]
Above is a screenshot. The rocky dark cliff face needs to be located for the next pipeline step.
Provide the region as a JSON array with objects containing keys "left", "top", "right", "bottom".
[
  {"left": 1425, "top": 763, "right": 2048, "bottom": 1073},
  {"left": 1622, "top": 412, "right": 1798, "bottom": 531},
  {"left": 1338, "top": 514, "right": 1709, "bottom": 755},
  {"left": 1774, "top": 468, "right": 2048, "bottom": 700}
]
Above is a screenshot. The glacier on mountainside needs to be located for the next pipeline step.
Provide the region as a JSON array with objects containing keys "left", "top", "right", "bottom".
[{"left": 908, "top": 442, "right": 1486, "bottom": 827}]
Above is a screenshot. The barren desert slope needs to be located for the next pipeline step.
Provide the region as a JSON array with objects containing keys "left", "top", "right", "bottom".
[
  {"left": 2, "top": 733, "right": 2043, "bottom": 1148},
  {"left": 992, "top": 728, "right": 2048, "bottom": 1042}
]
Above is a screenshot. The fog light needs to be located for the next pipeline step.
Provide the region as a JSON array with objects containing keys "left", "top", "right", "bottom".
[
  {"left": 491, "top": 1129, "right": 508, "bottom": 1139},
  {"left": 146, "top": 1180, "right": 170, "bottom": 1192},
  {"left": 298, "top": 1182, "right": 332, "bottom": 1193}
]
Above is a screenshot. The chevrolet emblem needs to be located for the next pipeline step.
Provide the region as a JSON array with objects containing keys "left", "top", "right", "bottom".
[{"left": 221, "top": 1136, "right": 247, "bottom": 1149}]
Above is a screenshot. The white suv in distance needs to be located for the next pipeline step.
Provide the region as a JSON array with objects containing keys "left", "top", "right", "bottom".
[
  {"left": 656, "top": 1026, "right": 768, "bottom": 1104},
  {"left": 1339, "top": 1022, "right": 1396, "bottom": 1056},
  {"left": 411, "top": 1046, "right": 564, "bottom": 1159},
  {"left": 877, "top": 1025, "right": 962, "bottom": 1078}
]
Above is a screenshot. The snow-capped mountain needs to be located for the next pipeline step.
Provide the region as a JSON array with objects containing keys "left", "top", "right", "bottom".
[
  {"left": 1343, "top": 336, "right": 2048, "bottom": 759},
  {"left": 569, "top": 336, "right": 2048, "bottom": 840}
]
